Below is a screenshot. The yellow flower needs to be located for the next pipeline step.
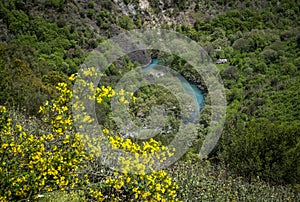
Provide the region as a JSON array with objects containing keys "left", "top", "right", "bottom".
[
  {"left": 102, "top": 128, "right": 109, "bottom": 135},
  {"left": 0, "top": 106, "right": 7, "bottom": 113},
  {"left": 38, "top": 106, "right": 44, "bottom": 113},
  {"left": 15, "top": 124, "right": 22, "bottom": 132},
  {"left": 2, "top": 143, "right": 9, "bottom": 149},
  {"left": 142, "top": 191, "right": 151, "bottom": 198},
  {"left": 69, "top": 74, "right": 77, "bottom": 81}
]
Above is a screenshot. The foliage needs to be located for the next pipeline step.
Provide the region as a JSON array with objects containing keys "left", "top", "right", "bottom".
[
  {"left": 102, "top": 136, "right": 179, "bottom": 201},
  {"left": 118, "top": 15, "right": 135, "bottom": 30},
  {"left": 0, "top": 111, "right": 87, "bottom": 200},
  {"left": 38, "top": 190, "right": 86, "bottom": 202},
  {"left": 0, "top": 1, "right": 85, "bottom": 114},
  {"left": 170, "top": 159, "right": 300, "bottom": 201},
  {"left": 0, "top": 73, "right": 181, "bottom": 201},
  {"left": 0, "top": 0, "right": 300, "bottom": 200},
  {"left": 71, "top": 67, "right": 181, "bottom": 201},
  {"left": 220, "top": 119, "right": 300, "bottom": 184}
]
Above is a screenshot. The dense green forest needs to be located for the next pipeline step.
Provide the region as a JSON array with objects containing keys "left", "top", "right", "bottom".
[{"left": 0, "top": 0, "right": 299, "bottom": 201}]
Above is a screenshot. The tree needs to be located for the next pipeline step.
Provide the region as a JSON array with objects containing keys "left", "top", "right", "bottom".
[
  {"left": 118, "top": 15, "right": 134, "bottom": 30},
  {"left": 220, "top": 119, "right": 300, "bottom": 184},
  {"left": 222, "top": 66, "right": 239, "bottom": 81},
  {"left": 254, "top": 61, "right": 267, "bottom": 74},
  {"left": 232, "top": 38, "right": 252, "bottom": 52},
  {"left": 260, "top": 48, "right": 278, "bottom": 64}
]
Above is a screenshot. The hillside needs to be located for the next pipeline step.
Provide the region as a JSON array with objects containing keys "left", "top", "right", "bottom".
[{"left": 0, "top": 0, "right": 299, "bottom": 201}]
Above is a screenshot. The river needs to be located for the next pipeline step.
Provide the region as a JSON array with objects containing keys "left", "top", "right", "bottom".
[{"left": 143, "top": 59, "right": 204, "bottom": 118}]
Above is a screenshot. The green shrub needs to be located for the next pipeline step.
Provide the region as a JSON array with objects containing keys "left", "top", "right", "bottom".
[
  {"left": 220, "top": 118, "right": 300, "bottom": 184},
  {"left": 169, "top": 159, "right": 300, "bottom": 201}
]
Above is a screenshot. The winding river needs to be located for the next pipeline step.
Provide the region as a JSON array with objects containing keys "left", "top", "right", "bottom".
[{"left": 143, "top": 59, "right": 205, "bottom": 117}]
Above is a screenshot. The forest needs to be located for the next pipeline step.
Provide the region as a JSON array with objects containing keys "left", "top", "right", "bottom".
[{"left": 0, "top": 0, "right": 299, "bottom": 201}]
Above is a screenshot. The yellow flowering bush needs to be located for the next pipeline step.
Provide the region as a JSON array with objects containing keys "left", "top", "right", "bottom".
[
  {"left": 103, "top": 136, "right": 180, "bottom": 201},
  {"left": 0, "top": 105, "right": 88, "bottom": 201},
  {"left": 0, "top": 70, "right": 181, "bottom": 201},
  {"left": 0, "top": 77, "right": 92, "bottom": 201},
  {"left": 72, "top": 69, "right": 181, "bottom": 201}
]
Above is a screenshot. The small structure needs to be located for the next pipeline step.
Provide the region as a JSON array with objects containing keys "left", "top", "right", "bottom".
[{"left": 215, "top": 58, "right": 228, "bottom": 64}]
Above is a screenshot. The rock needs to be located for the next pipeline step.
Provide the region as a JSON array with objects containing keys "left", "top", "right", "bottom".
[
  {"left": 139, "top": 0, "right": 150, "bottom": 10},
  {"left": 128, "top": 50, "right": 151, "bottom": 67}
]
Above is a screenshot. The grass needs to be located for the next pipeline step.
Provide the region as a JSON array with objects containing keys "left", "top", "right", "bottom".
[{"left": 37, "top": 191, "right": 86, "bottom": 202}]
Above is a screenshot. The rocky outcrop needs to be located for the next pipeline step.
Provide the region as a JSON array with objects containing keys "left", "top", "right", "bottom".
[{"left": 128, "top": 50, "right": 151, "bottom": 67}]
